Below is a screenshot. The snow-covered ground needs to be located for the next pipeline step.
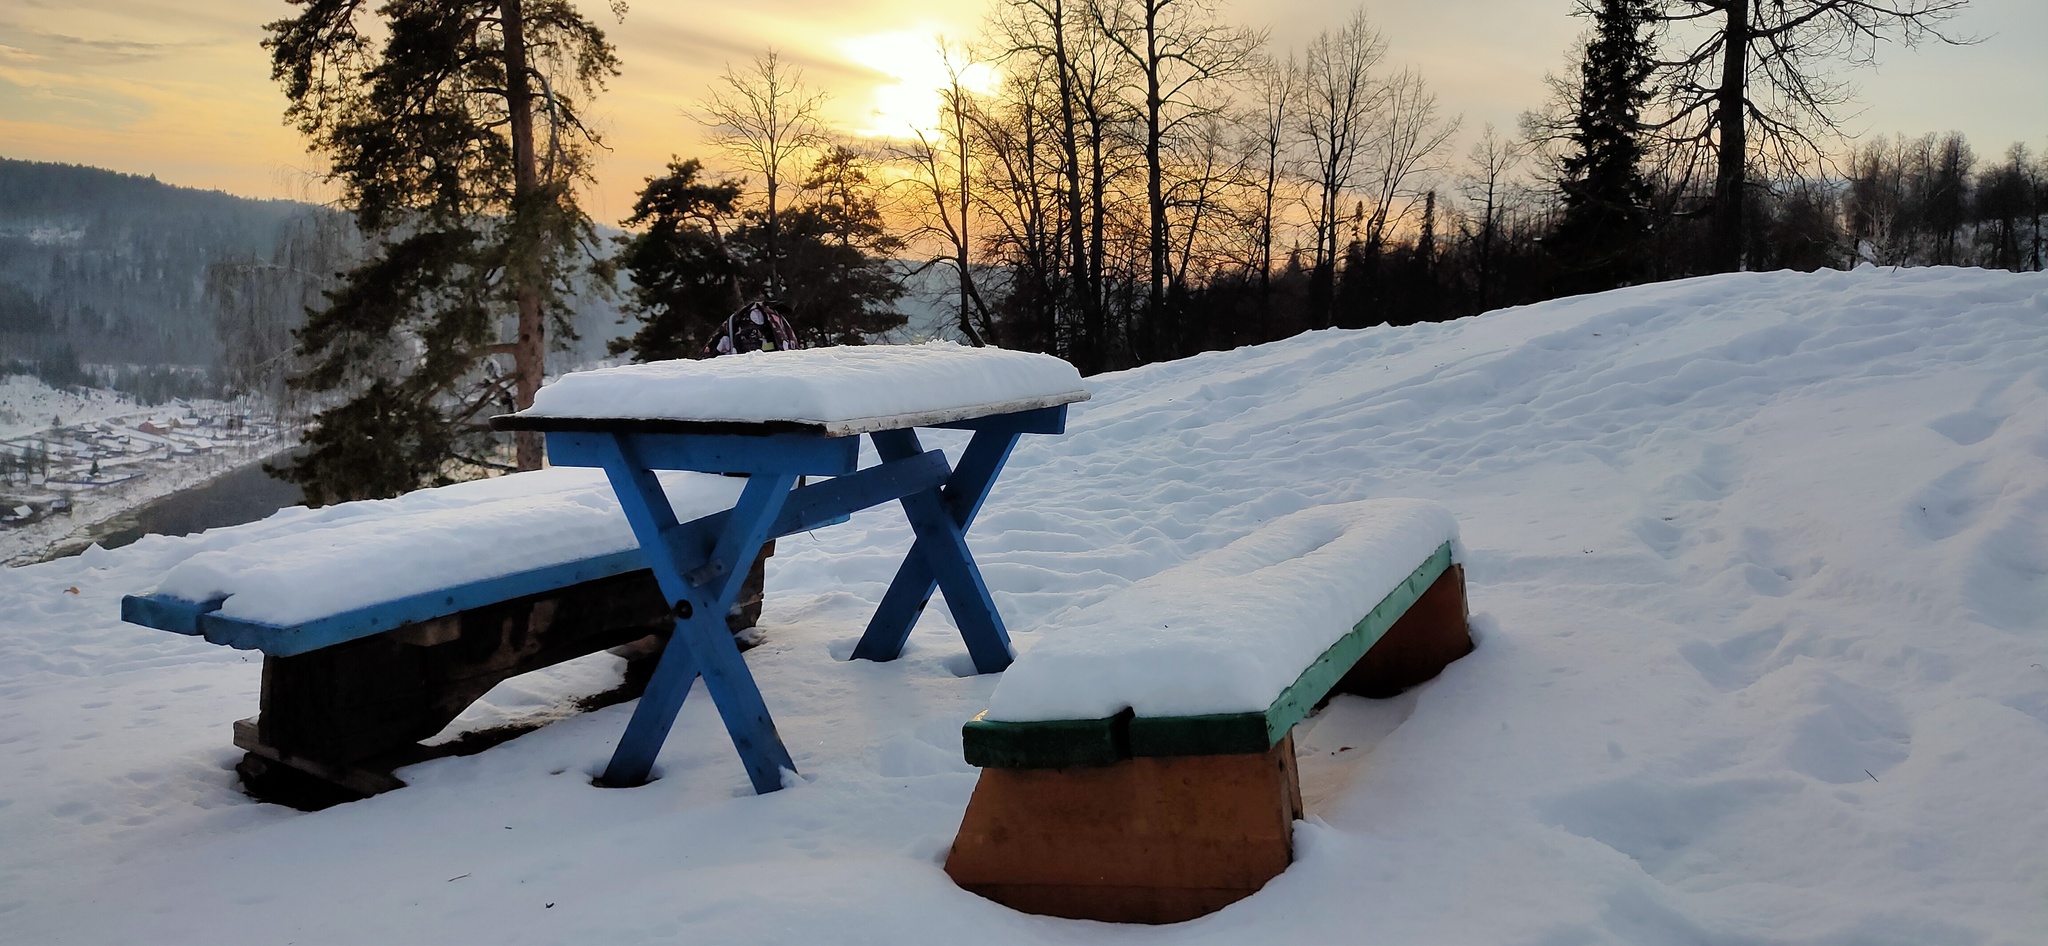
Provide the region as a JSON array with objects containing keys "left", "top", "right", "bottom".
[
  {"left": 1, "top": 266, "right": 2045, "bottom": 943},
  {"left": 0, "top": 374, "right": 148, "bottom": 441}
]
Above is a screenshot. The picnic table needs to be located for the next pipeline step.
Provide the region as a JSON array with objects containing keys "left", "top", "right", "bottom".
[{"left": 494, "top": 343, "right": 1090, "bottom": 793}]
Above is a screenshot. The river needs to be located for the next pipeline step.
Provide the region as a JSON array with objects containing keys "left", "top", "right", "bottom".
[{"left": 87, "top": 452, "right": 305, "bottom": 551}]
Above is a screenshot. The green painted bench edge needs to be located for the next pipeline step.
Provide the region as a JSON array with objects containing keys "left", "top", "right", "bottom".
[{"left": 962, "top": 541, "right": 1453, "bottom": 769}]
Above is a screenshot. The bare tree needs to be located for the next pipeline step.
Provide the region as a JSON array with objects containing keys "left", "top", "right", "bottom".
[
  {"left": 895, "top": 39, "right": 995, "bottom": 346},
  {"left": 1352, "top": 68, "right": 1459, "bottom": 270},
  {"left": 206, "top": 208, "right": 361, "bottom": 420},
  {"left": 1245, "top": 52, "right": 1299, "bottom": 310},
  {"left": 1457, "top": 124, "right": 1525, "bottom": 312},
  {"left": 699, "top": 49, "right": 831, "bottom": 298},
  {"left": 992, "top": 0, "right": 1096, "bottom": 365},
  {"left": 1648, "top": 0, "right": 1969, "bottom": 272},
  {"left": 1296, "top": 8, "right": 1386, "bottom": 328},
  {"left": 968, "top": 54, "right": 1066, "bottom": 353},
  {"left": 1088, "top": 0, "right": 1259, "bottom": 337}
]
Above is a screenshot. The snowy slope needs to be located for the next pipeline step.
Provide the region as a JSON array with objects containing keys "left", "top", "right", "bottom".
[{"left": 1, "top": 266, "right": 2045, "bottom": 943}]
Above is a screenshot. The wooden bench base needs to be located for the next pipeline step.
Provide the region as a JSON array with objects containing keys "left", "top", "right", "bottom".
[
  {"left": 946, "top": 564, "right": 1471, "bottom": 923},
  {"left": 234, "top": 569, "right": 676, "bottom": 807},
  {"left": 947, "top": 737, "right": 1302, "bottom": 924}
]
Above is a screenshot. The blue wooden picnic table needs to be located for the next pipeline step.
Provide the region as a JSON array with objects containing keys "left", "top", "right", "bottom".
[{"left": 491, "top": 395, "right": 1083, "bottom": 794}]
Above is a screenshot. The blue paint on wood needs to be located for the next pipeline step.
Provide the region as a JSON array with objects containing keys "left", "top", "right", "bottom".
[
  {"left": 853, "top": 428, "right": 1015, "bottom": 674},
  {"left": 125, "top": 405, "right": 1064, "bottom": 795},
  {"left": 545, "top": 429, "right": 859, "bottom": 476},
  {"left": 119, "top": 593, "right": 222, "bottom": 636},
  {"left": 931, "top": 404, "right": 1069, "bottom": 435},
  {"left": 123, "top": 548, "right": 650, "bottom": 656},
  {"left": 598, "top": 433, "right": 798, "bottom": 793}
]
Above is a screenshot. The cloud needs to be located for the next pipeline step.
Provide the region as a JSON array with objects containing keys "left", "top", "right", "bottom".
[
  {"left": 0, "top": 73, "right": 153, "bottom": 129},
  {"left": 625, "top": 18, "right": 872, "bottom": 85},
  {"left": 0, "top": 22, "right": 210, "bottom": 66}
]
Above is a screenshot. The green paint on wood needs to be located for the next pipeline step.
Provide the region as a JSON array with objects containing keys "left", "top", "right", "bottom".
[
  {"left": 1255, "top": 543, "right": 1452, "bottom": 747},
  {"left": 963, "top": 543, "right": 1455, "bottom": 768},
  {"left": 961, "top": 709, "right": 1130, "bottom": 768}
]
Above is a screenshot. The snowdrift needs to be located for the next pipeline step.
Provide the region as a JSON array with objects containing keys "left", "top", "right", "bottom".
[{"left": 1, "top": 266, "right": 2044, "bottom": 943}]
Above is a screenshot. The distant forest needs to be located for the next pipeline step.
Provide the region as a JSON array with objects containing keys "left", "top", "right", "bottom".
[
  {"left": 0, "top": 159, "right": 311, "bottom": 398},
  {"left": 0, "top": 158, "right": 624, "bottom": 407}
]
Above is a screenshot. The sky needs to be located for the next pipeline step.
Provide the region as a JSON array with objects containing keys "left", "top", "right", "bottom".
[{"left": 0, "top": 0, "right": 2042, "bottom": 220}]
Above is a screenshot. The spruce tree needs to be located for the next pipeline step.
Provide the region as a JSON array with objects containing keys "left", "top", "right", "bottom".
[
  {"left": 1549, "top": 0, "right": 1655, "bottom": 296},
  {"left": 612, "top": 150, "right": 905, "bottom": 362},
  {"left": 263, "top": 0, "right": 621, "bottom": 505}
]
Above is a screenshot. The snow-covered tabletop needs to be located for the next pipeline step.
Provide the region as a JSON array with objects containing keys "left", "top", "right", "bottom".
[
  {"left": 506, "top": 342, "right": 1091, "bottom": 436},
  {"left": 985, "top": 499, "right": 1462, "bottom": 722}
]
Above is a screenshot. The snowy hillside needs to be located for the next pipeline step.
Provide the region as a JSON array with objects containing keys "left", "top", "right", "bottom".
[{"left": 1, "top": 266, "right": 2044, "bottom": 943}]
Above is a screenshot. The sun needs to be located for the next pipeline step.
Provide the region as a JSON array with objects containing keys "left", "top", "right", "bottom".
[{"left": 838, "top": 29, "right": 998, "bottom": 141}]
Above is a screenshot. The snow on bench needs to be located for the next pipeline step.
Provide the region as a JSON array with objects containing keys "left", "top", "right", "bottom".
[
  {"left": 510, "top": 341, "right": 1090, "bottom": 435},
  {"left": 964, "top": 498, "right": 1465, "bottom": 767},
  {"left": 125, "top": 469, "right": 746, "bottom": 654},
  {"left": 946, "top": 499, "right": 1474, "bottom": 925}
]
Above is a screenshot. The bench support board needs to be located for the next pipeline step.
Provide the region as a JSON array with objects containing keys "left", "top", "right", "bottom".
[
  {"left": 946, "top": 736, "right": 1302, "bottom": 925},
  {"left": 234, "top": 568, "right": 674, "bottom": 806}
]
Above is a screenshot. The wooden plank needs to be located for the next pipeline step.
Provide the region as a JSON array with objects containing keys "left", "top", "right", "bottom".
[
  {"left": 964, "top": 542, "right": 1458, "bottom": 766},
  {"left": 495, "top": 393, "right": 1088, "bottom": 439},
  {"left": 120, "top": 592, "right": 222, "bottom": 635},
  {"left": 1252, "top": 542, "right": 1453, "bottom": 743},
  {"left": 543, "top": 429, "right": 860, "bottom": 476},
  {"left": 869, "top": 428, "right": 1015, "bottom": 674},
  {"left": 1336, "top": 562, "right": 1473, "bottom": 698},
  {"left": 189, "top": 548, "right": 649, "bottom": 656},
  {"left": 929, "top": 404, "right": 1070, "bottom": 436}
]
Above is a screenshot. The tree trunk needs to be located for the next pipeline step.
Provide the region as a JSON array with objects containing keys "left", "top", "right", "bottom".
[
  {"left": 954, "top": 88, "right": 986, "bottom": 347},
  {"left": 1052, "top": 2, "right": 1092, "bottom": 372},
  {"left": 1708, "top": 0, "right": 1749, "bottom": 274},
  {"left": 1144, "top": 5, "right": 1167, "bottom": 357},
  {"left": 501, "top": 0, "right": 545, "bottom": 471}
]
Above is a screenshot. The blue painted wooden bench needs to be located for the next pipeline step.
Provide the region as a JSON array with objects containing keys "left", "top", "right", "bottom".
[{"left": 942, "top": 501, "right": 1474, "bottom": 925}]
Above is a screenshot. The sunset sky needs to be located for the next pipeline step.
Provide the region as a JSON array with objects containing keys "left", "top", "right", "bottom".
[{"left": 2, "top": 0, "right": 2042, "bottom": 221}]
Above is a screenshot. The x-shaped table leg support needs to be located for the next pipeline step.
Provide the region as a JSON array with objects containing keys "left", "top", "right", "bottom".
[
  {"left": 594, "top": 433, "right": 798, "bottom": 794},
  {"left": 851, "top": 427, "right": 1021, "bottom": 673}
]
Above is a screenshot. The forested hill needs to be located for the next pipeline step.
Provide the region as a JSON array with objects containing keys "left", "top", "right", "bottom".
[
  {"left": 0, "top": 158, "right": 628, "bottom": 395},
  {"left": 0, "top": 158, "right": 316, "bottom": 369}
]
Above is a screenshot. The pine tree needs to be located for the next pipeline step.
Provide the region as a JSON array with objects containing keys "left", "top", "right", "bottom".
[
  {"left": 263, "top": 0, "right": 621, "bottom": 505},
  {"left": 1548, "top": 0, "right": 1655, "bottom": 295}
]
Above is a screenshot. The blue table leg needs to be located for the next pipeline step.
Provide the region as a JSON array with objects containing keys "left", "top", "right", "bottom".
[
  {"left": 594, "top": 433, "right": 799, "bottom": 793},
  {"left": 851, "top": 427, "right": 1021, "bottom": 673}
]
